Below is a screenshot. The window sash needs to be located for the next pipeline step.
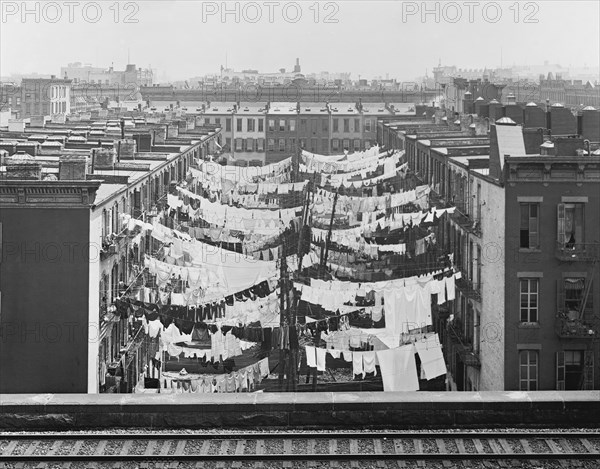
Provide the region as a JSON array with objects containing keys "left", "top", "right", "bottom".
[
  {"left": 519, "top": 350, "right": 538, "bottom": 391},
  {"left": 520, "top": 278, "right": 539, "bottom": 322}
]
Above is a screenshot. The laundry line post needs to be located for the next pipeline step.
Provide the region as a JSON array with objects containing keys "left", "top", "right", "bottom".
[
  {"left": 320, "top": 191, "right": 338, "bottom": 269},
  {"left": 278, "top": 233, "right": 287, "bottom": 389}
]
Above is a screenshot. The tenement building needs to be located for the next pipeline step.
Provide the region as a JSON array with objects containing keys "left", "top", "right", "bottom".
[
  {"left": 381, "top": 105, "right": 600, "bottom": 391},
  {"left": 0, "top": 111, "right": 220, "bottom": 393}
]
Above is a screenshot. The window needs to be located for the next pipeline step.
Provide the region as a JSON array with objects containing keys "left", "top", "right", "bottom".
[
  {"left": 279, "top": 119, "right": 285, "bottom": 131},
  {"left": 333, "top": 119, "right": 339, "bottom": 132},
  {"left": 225, "top": 137, "right": 231, "bottom": 149},
  {"left": 235, "top": 138, "right": 243, "bottom": 151},
  {"left": 563, "top": 277, "right": 592, "bottom": 313},
  {"left": 268, "top": 120, "right": 275, "bottom": 131},
  {"left": 365, "top": 119, "right": 372, "bottom": 132},
  {"left": 343, "top": 139, "right": 350, "bottom": 150},
  {"left": 289, "top": 119, "right": 296, "bottom": 132},
  {"left": 558, "top": 203, "right": 585, "bottom": 248},
  {"left": 557, "top": 350, "right": 593, "bottom": 390},
  {"left": 279, "top": 138, "right": 285, "bottom": 151},
  {"left": 257, "top": 138, "right": 264, "bottom": 151},
  {"left": 322, "top": 119, "right": 328, "bottom": 132},
  {"left": 247, "top": 118, "right": 255, "bottom": 132},
  {"left": 520, "top": 278, "right": 539, "bottom": 322},
  {"left": 520, "top": 203, "right": 539, "bottom": 249},
  {"left": 205, "top": 117, "right": 211, "bottom": 124},
  {"left": 343, "top": 119, "right": 350, "bottom": 132},
  {"left": 311, "top": 120, "right": 317, "bottom": 133},
  {"left": 468, "top": 240, "right": 474, "bottom": 281},
  {"left": 289, "top": 138, "right": 296, "bottom": 150},
  {"left": 332, "top": 139, "right": 339, "bottom": 151},
  {"left": 353, "top": 139, "right": 360, "bottom": 151},
  {"left": 310, "top": 138, "right": 317, "bottom": 152},
  {"left": 354, "top": 118, "right": 360, "bottom": 133},
  {"left": 519, "top": 350, "right": 538, "bottom": 391},
  {"left": 215, "top": 117, "right": 221, "bottom": 126},
  {"left": 258, "top": 119, "right": 264, "bottom": 132},
  {"left": 300, "top": 138, "right": 306, "bottom": 149},
  {"left": 300, "top": 119, "right": 307, "bottom": 132},
  {"left": 246, "top": 138, "right": 254, "bottom": 151},
  {"left": 476, "top": 245, "right": 482, "bottom": 291},
  {"left": 267, "top": 138, "right": 275, "bottom": 151},
  {"left": 564, "top": 351, "right": 584, "bottom": 390},
  {"left": 236, "top": 118, "right": 243, "bottom": 132}
]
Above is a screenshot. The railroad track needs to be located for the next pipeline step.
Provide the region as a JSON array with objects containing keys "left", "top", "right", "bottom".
[{"left": 1, "top": 431, "right": 599, "bottom": 468}]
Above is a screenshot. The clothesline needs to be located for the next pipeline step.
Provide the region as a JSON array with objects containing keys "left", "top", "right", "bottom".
[
  {"left": 155, "top": 357, "right": 270, "bottom": 394},
  {"left": 304, "top": 332, "right": 446, "bottom": 391}
]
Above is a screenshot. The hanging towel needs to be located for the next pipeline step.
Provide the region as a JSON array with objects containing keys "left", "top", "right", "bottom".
[
  {"left": 352, "top": 351, "right": 365, "bottom": 378},
  {"left": 445, "top": 276, "right": 456, "bottom": 301},
  {"left": 376, "top": 344, "right": 419, "bottom": 392},
  {"left": 342, "top": 350, "right": 353, "bottom": 362},
  {"left": 305, "top": 346, "right": 317, "bottom": 368},
  {"left": 316, "top": 348, "right": 327, "bottom": 372},
  {"left": 415, "top": 338, "right": 447, "bottom": 380},
  {"left": 258, "top": 357, "right": 270, "bottom": 378}
]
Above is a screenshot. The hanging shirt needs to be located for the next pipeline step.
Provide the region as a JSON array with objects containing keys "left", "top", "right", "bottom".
[
  {"left": 352, "top": 351, "right": 365, "bottom": 378},
  {"left": 363, "top": 351, "right": 378, "bottom": 376}
]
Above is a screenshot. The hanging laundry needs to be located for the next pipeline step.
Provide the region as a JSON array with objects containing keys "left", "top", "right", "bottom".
[
  {"left": 305, "top": 346, "right": 317, "bottom": 368},
  {"left": 415, "top": 336, "right": 447, "bottom": 380},
  {"left": 316, "top": 348, "right": 327, "bottom": 372},
  {"left": 352, "top": 351, "right": 365, "bottom": 378},
  {"left": 376, "top": 344, "right": 419, "bottom": 392}
]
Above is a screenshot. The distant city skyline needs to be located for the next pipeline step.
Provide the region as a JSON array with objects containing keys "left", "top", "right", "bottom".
[{"left": 1, "top": 1, "right": 598, "bottom": 83}]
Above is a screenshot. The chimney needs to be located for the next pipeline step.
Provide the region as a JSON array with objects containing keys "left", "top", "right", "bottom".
[
  {"left": 6, "top": 153, "right": 42, "bottom": 180},
  {"left": 59, "top": 155, "right": 88, "bottom": 180}
]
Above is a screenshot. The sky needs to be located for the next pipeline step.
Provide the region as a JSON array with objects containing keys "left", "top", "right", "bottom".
[{"left": 1, "top": 0, "right": 599, "bottom": 82}]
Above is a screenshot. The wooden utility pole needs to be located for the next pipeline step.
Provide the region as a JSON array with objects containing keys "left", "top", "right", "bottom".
[
  {"left": 320, "top": 191, "right": 339, "bottom": 269},
  {"left": 278, "top": 232, "right": 287, "bottom": 389}
]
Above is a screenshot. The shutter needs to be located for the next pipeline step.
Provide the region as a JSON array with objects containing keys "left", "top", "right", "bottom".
[
  {"left": 529, "top": 205, "right": 538, "bottom": 248},
  {"left": 556, "top": 351, "right": 566, "bottom": 390},
  {"left": 583, "top": 351, "right": 594, "bottom": 390},
  {"left": 557, "top": 203, "right": 565, "bottom": 245}
]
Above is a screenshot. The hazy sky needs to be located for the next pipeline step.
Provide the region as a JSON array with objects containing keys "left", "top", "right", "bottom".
[{"left": 1, "top": 0, "right": 599, "bottom": 81}]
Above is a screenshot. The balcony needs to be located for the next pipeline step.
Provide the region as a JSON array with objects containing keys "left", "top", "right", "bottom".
[
  {"left": 455, "top": 277, "right": 482, "bottom": 302},
  {"left": 555, "top": 310, "right": 599, "bottom": 339},
  {"left": 555, "top": 242, "right": 600, "bottom": 262}
]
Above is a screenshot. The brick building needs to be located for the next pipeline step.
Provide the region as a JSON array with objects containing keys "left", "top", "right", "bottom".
[
  {"left": 0, "top": 113, "right": 220, "bottom": 393},
  {"left": 382, "top": 115, "right": 600, "bottom": 391}
]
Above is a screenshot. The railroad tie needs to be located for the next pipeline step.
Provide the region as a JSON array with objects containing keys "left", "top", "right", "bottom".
[
  {"left": 215, "top": 439, "right": 230, "bottom": 469},
  {"left": 579, "top": 437, "right": 598, "bottom": 454},
  {"left": 255, "top": 439, "right": 265, "bottom": 468},
  {"left": 372, "top": 439, "right": 386, "bottom": 468},
  {"left": 119, "top": 439, "right": 134, "bottom": 456},
  {"left": 3, "top": 440, "right": 20, "bottom": 457},
  {"left": 349, "top": 439, "right": 360, "bottom": 468},
  {"left": 158, "top": 439, "right": 174, "bottom": 456},
  {"left": 282, "top": 439, "right": 293, "bottom": 468},
  {"left": 231, "top": 439, "right": 245, "bottom": 468},
  {"left": 472, "top": 438, "right": 486, "bottom": 455},
  {"left": 329, "top": 439, "right": 338, "bottom": 468},
  {"left": 94, "top": 440, "right": 108, "bottom": 456},
  {"left": 143, "top": 440, "right": 157, "bottom": 456}
]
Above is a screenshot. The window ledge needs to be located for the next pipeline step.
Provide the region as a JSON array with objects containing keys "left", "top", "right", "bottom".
[
  {"left": 519, "top": 248, "right": 541, "bottom": 253},
  {"left": 518, "top": 322, "right": 541, "bottom": 329}
]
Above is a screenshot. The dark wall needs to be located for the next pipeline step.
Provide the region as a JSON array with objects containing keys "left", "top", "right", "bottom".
[{"left": 0, "top": 208, "right": 90, "bottom": 393}]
